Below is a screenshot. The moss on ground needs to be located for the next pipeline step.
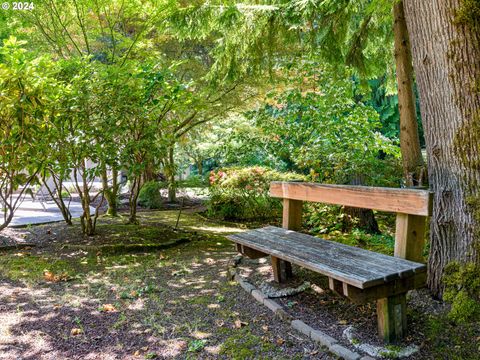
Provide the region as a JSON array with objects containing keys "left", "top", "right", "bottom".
[{"left": 219, "top": 326, "right": 277, "bottom": 359}]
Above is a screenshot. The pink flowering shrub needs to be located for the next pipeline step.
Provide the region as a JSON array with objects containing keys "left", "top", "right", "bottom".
[{"left": 207, "top": 167, "right": 304, "bottom": 220}]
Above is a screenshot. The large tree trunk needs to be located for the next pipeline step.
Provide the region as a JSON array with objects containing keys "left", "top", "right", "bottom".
[
  {"left": 404, "top": 0, "right": 480, "bottom": 297},
  {"left": 393, "top": 1, "right": 426, "bottom": 187}
]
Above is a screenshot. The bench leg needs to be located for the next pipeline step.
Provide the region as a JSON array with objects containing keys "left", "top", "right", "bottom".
[
  {"left": 271, "top": 256, "right": 292, "bottom": 283},
  {"left": 328, "top": 278, "right": 344, "bottom": 296},
  {"left": 377, "top": 293, "right": 407, "bottom": 343}
]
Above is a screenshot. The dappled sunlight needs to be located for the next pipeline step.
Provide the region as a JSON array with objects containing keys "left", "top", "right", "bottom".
[
  {"left": 145, "top": 210, "right": 246, "bottom": 235},
  {"left": 199, "top": 288, "right": 215, "bottom": 294},
  {"left": 205, "top": 344, "right": 221, "bottom": 355},
  {"left": 157, "top": 339, "right": 187, "bottom": 358},
  {"left": 191, "top": 330, "right": 212, "bottom": 339},
  {"left": 128, "top": 298, "right": 145, "bottom": 311}
]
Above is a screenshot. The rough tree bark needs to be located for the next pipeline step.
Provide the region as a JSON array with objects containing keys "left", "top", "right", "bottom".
[
  {"left": 393, "top": 0, "right": 426, "bottom": 187},
  {"left": 404, "top": 0, "right": 480, "bottom": 296},
  {"left": 128, "top": 174, "right": 142, "bottom": 224},
  {"left": 166, "top": 145, "right": 176, "bottom": 203},
  {"left": 101, "top": 165, "right": 119, "bottom": 217}
]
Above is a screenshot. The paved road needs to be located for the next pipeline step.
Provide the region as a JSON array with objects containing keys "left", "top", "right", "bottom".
[{"left": 8, "top": 200, "right": 93, "bottom": 227}]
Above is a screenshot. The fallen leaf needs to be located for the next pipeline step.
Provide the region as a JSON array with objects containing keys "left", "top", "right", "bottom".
[
  {"left": 234, "top": 319, "right": 248, "bottom": 328},
  {"left": 43, "top": 270, "right": 56, "bottom": 282},
  {"left": 43, "top": 270, "right": 70, "bottom": 282},
  {"left": 339, "top": 320, "right": 348, "bottom": 325},
  {"left": 70, "top": 328, "right": 82, "bottom": 336},
  {"left": 133, "top": 350, "right": 140, "bottom": 356},
  {"left": 262, "top": 325, "right": 269, "bottom": 332},
  {"left": 102, "top": 304, "right": 116, "bottom": 312},
  {"left": 276, "top": 338, "right": 285, "bottom": 345}
]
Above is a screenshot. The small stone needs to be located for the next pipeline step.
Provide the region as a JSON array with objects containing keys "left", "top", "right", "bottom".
[
  {"left": 291, "top": 319, "right": 312, "bottom": 337},
  {"left": 251, "top": 289, "right": 266, "bottom": 303},
  {"left": 235, "top": 276, "right": 255, "bottom": 293},
  {"left": 329, "top": 344, "right": 361, "bottom": 360},
  {"left": 263, "top": 298, "right": 283, "bottom": 313},
  {"left": 310, "top": 329, "right": 337, "bottom": 347}
]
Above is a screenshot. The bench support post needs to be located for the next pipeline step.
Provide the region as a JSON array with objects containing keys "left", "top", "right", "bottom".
[
  {"left": 271, "top": 256, "right": 292, "bottom": 283},
  {"left": 282, "top": 199, "right": 303, "bottom": 231},
  {"left": 329, "top": 278, "right": 344, "bottom": 296},
  {"left": 272, "top": 199, "right": 302, "bottom": 283},
  {"left": 377, "top": 293, "right": 407, "bottom": 343},
  {"left": 394, "top": 213, "right": 426, "bottom": 262}
]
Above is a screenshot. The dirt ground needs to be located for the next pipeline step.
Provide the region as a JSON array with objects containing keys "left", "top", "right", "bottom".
[
  {"left": 1, "top": 210, "right": 478, "bottom": 360},
  {"left": 0, "top": 211, "right": 332, "bottom": 360}
]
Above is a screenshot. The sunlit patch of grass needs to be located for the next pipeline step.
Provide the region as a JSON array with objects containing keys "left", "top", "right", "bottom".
[{"left": 0, "top": 253, "right": 76, "bottom": 283}]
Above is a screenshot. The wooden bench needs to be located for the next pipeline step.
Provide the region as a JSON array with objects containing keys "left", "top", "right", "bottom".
[{"left": 227, "top": 182, "right": 432, "bottom": 343}]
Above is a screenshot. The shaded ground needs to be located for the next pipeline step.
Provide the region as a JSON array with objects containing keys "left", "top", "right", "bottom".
[
  {"left": 238, "top": 256, "right": 480, "bottom": 360},
  {"left": 0, "top": 211, "right": 331, "bottom": 360}
]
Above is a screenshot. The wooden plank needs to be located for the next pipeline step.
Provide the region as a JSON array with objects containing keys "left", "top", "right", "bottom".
[
  {"left": 283, "top": 199, "right": 303, "bottom": 231},
  {"left": 230, "top": 231, "right": 374, "bottom": 288},
  {"left": 394, "top": 213, "right": 427, "bottom": 262},
  {"left": 236, "top": 244, "right": 268, "bottom": 259},
  {"left": 229, "top": 228, "right": 424, "bottom": 287},
  {"left": 271, "top": 255, "right": 292, "bottom": 283},
  {"left": 270, "top": 182, "right": 433, "bottom": 216},
  {"left": 231, "top": 227, "right": 426, "bottom": 276},
  {"left": 377, "top": 294, "right": 407, "bottom": 343},
  {"left": 235, "top": 230, "right": 389, "bottom": 282},
  {"left": 342, "top": 272, "right": 426, "bottom": 304},
  {"left": 263, "top": 227, "right": 424, "bottom": 276},
  {"left": 228, "top": 227, "right": 426, "bottom": 289}
]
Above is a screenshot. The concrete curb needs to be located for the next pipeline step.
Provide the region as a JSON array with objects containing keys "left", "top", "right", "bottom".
[{"left": 231, "top": 265, "right": 365, "bottom": 360}]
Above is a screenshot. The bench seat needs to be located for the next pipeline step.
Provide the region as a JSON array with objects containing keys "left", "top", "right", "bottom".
[{"left": 228, "top": 226, "right": 426, "bottom": 289}]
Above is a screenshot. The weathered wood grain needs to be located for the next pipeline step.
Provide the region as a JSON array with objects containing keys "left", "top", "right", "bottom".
[
  {"left": 282, "top": 199, "right": 303, "bottom": 231},
  {"left": 342, "top": 272, "right": 426, "bottom": 304},
  {"left": 377, "top": 294, "right": 407, "bottom": 343},
  {"left": 227, "top": 226, "right": 426, "bottom": 289},
  {"left": 270, "top": 182, "right": 433, "bottom": 216},
  {"left": 236, "top": 244, "right": 268, "bottom": 259},
  {"left": 395, "top": 213, "right": 427, "bottom": 262},
  {"left": 271, "top": 255, "right": 292, "bottom": 283}
]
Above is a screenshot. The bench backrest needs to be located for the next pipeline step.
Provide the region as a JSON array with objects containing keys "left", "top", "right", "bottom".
[{"left": 269, "top": 181, "right": 433, "bottom": 263}]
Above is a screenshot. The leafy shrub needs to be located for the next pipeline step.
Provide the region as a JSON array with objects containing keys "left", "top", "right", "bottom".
[
  {"left": 207, "top": 166, "right": 304, "bottom": 221},
  {"left": 443, "top": 261, "right": 480, "bottom": 323},
  {"left": 303, "top": 202, "right": 396, "bottom": 254},
  {"left": 178, "top": 175, "right": 208, "bottom": 188},
  {"left": 138, "top": 181, "right": 165, "bottom": 209}
]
